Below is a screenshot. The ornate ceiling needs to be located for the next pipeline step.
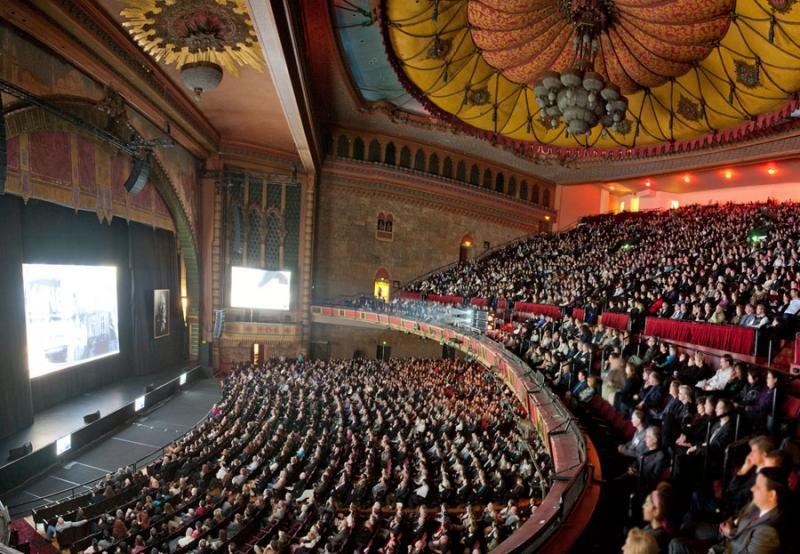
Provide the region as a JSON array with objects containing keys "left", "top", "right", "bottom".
[
  {"left": 358, "top": 0, "right": 800, "bottom": 159},
  {"left": 119, "top": 0, "right": 264, "bottom": 75}
]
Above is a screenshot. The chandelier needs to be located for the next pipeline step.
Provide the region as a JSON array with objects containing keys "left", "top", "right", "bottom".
[{"left": 534, "top": 0, "right": 629, "bottom": 138}]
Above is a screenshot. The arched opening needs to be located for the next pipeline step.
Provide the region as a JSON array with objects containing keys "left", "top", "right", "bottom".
[
  {"left": 399, "top": 146, "right": 411, "bottom": 168},
  {"left": 374, "top": 267, "right": 391, "bottom": 302},
  {"left": 495, "top": 173, "right": 504, "bottom": 193},
  {"left": 532, "top": 183, "right": 540, "bottom": 204},
  {"left": 457, "top": 160, "right": 467, "bottom": 182},
  {"left": 508, "top": 176, "right": 517, "bottom": 197},
  {"left": 384, "top": 142, "right": 396, "bottom": 165},
  {"left": 469, "top": 164, "right": 480, "bottom": 185},
  {"left": 459, "top": 234, "right": 475, "bottom": 263},
  {"left": 428, "top": 153, "right": 440, "bottom": 175},
  {"left": 483, "top": 169, "right": 492, "bottom": 189},
  {"left": 414, "top": 149, "right": 426, "bottom": 171},
  {"left": 543, "top": 188, "right": 551, "bottom": 208},
  {"left": 336, "top": 135, "right": 350, "bottom": 157},
  {"left": 353, "top": 137, "right": 365, "bottom": 160},
  {"left": 442, "top": 157, "right": 453, "bottom": 178},
  {"left": 520, "top": 180, "right": 528, "bottom": 201},
  {"left": 368, "top": 139, "right": 381, "bottom": 162}
]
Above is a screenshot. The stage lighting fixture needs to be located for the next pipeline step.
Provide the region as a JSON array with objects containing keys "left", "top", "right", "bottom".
[
  {"left": 135, "top": 395, "right": 145, "bottom": 412},
  {"left": 56, "top": 435, "right": 71, "bottom": 456}
]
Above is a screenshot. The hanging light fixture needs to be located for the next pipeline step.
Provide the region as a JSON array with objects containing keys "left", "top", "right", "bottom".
[{"left": 534, "top": 0, "right": 629, "bottom": 137}]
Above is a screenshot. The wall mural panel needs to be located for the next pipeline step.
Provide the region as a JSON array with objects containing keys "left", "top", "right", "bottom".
[{"left": 4, "top": 130, "right": 175, "bottom": 231}]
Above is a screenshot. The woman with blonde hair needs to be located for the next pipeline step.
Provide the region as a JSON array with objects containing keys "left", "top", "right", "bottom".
[{"left": 622, "top": 527, "right": 659, "bottom": 554}]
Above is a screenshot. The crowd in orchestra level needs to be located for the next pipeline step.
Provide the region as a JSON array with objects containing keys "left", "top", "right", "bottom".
[{"left": 38, "top": 358, "right": 551, "bottom": 553}]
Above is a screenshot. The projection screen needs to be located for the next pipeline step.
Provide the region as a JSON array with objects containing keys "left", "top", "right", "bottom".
[
  {"left": 230, "top": 266, "right": 291, "bottom": 310},
  {"left": 23, "top": 264, "right": 120, "bottom": 378}
]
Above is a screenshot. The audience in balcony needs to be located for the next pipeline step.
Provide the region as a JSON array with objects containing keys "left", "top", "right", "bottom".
[
  {"left": 488, "top": 303, "right": 798, "bottom": 553},
  {"left": 406, "top": 202, "right": 800, "bottom": 340}
]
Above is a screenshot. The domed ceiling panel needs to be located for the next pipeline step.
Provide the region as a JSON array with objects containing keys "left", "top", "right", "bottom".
[{"left": 383, "top": 0, "right": 800, "bottom": 154}]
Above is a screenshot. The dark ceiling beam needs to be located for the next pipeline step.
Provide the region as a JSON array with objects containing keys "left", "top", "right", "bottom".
[{"left": 246, "top": 0, "right": 322, "bottom": 175}]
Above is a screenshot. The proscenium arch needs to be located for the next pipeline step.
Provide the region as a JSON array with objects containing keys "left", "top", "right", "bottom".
[{"left": 2, "top": 101, "right": 202, "bottom": 358}]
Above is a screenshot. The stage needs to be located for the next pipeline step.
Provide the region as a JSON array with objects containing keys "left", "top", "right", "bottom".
[{"left": 0, "top": 365, "right": 220, "bottom": 511}]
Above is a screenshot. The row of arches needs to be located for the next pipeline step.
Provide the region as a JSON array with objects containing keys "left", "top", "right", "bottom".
[{"left": 334, "top": 134, "right": 552, "bottom": 208}]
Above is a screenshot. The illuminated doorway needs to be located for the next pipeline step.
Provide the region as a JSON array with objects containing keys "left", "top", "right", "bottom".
[
  {"left": 374, "top": 267, "right": 391, "bottom": 302},
  {"left": 459, "top": 234, "right": 475, "bottom": 263}
]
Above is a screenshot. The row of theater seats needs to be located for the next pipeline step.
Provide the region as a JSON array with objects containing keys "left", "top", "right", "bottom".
[
  {"left": 493, "top": 309, "right": 800, "bottom": 552},
  {"left": 28, "top": 358, "right": 553, "bottom": 553}
]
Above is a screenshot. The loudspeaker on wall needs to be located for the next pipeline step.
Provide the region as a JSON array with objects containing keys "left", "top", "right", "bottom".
[
  {"left": 8, "top": 441, "right": 32, "bottom": 461},
  {"left": 124, "top": 158, "right": 149, "bottom": 195}
]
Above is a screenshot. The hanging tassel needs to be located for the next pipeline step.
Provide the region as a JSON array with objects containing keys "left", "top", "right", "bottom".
[
  {"left": 728, "top": 82, "right": 735, "bottom": 104},
  {"left": 432, "top": 0, "right": 439, "bottom": 22},
  {"left": 769, "top": 15, "right": 776, "bottom": 44}
]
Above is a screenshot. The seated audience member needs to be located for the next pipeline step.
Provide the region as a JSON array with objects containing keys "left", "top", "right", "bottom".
[
  {"left": 616, "top": 362, "right": 642, "bottom": 416},
  {"left": 669, "top": 467, "right": 787, "bottom": 554},
  {"left": 642, "top": 482, "right": 675, "bottom": 552},
  {"left": 630, "top": 427, "right": 667, "bottom": 494},
  {"left": 619, "top": 409, "right": 648, "bottom": 460},
  {"left": 623, "top": 527, "right": 659, "bottom": 554},
  {"left": 695, "top": 355, "right": 734, "bottom": 392},
  {"left": 637, "top": 371, "right": 665, "bottom": 412}
]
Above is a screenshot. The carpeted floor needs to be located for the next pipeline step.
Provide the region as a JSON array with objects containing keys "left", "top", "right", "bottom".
[{"left": 9, "top": 519, "right": 58, "bottom": 554}]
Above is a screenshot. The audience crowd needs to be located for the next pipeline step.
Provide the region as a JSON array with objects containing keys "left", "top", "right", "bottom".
[
  {"left": 407, "top": 202, "right": 800, "bottom": 336},
  {"left": 491, "top": 309, "right": 799, "bottom": 553},
  {"left": 39, "top": 358, "right": 551, "bottom": 553}
]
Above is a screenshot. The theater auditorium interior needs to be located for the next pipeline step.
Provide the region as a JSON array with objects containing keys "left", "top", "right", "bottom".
[{"left": 2, "top": 1, "right": 800, "bottom": 553}]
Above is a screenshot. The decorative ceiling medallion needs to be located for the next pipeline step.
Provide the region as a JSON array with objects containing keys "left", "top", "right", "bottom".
[
  {"left": 677, "top": 95, "right": 702, "bottom": 122},
  {"left": 735, "top": 60, "right": 761, "bottom": 88},
  {"left": 427, "top": 38, "right": 452, "bottom": 60},
  {"left": 465, "top": 87, "right": 490, "bottom": 106},
  {"left": 383, "top": 0, "right": 800, "bottom": 152},
  {"left": 120, "top": 0, "right": 264, "bottom": 75},
  {"left": 768, "top": 0, "right": 797, "bottom": 13}
]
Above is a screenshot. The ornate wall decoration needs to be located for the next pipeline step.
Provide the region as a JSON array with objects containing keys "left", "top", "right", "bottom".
[
  {"left": 677, "top": 95, "right": 702, "bottom": 122},
  {"left": 119, "top": 0, "right": 263, "bottom": 75},
  {"left": 768, "top": 0, "right": 797, "bottom": 13},
  {"left": 735, "top": 60, "right": 761, "bottom": 88},
  {"left": 4, "top": 118, "right": 174, "bottom": 231},
  {"left": 427, "top": 38, "right": 452, "bottom": 60},
  {"left": 466, "top": 87, "right": 490, "bottom": 106}
]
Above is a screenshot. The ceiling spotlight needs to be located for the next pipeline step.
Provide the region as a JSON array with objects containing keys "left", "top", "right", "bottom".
[{"left": 724, "top": 169, "right": 733, "bottom": 179}]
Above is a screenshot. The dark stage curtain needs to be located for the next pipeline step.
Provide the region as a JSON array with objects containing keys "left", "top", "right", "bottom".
[
  {"left": 0, "top": 195, "right": 34, "bottom": 438},
  {"left": 0, "top": 195, "right": 185, "bottom": 439},
  {"left": 129, "top": 224, "right": 184, "bottom": 376}
]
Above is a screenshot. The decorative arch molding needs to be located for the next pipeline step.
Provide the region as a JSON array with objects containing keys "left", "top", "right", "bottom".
[
  {"left": 330, "top": 129, "right": 555, "bottom": 208},
  {"left": 3, "top": 100, "right": 201, "bottom": 358}
]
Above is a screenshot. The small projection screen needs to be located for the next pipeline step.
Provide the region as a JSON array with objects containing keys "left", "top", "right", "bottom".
[
  {"left": 230, "top": 266, "right": 291, "bottom": 310},
  {"left": 23, "top": 264, "right": 120, "bottom": 378}
]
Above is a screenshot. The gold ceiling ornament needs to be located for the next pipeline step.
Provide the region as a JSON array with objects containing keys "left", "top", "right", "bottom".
[
  {"left": 120, "top": 0, "right": 264, "bottom": 77},
  {"left": 384, "top": 0, "right": 800, "bottom": 152}
]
